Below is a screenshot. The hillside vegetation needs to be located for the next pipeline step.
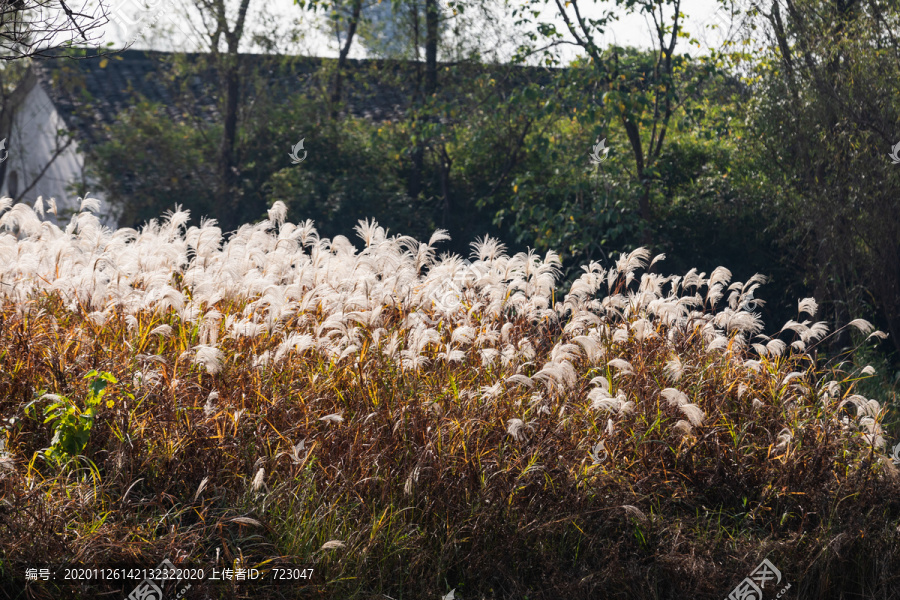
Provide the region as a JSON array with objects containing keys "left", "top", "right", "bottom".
[{"left": 0, "top": 199, "right": 898, "bottom": 599}]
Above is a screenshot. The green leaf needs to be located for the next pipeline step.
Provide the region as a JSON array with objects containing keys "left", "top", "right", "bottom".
[{"left": 88, "top": 379, "right": 108, "bottom": 398}]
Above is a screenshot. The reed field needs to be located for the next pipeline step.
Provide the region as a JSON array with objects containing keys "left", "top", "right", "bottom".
[{"left": 0, "top": 198, "right": 898, "bottom": 599}]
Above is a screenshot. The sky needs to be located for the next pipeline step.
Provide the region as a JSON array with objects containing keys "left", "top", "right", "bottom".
[{"left": 97, "top": 0, "right": 738, "bottom": 62}]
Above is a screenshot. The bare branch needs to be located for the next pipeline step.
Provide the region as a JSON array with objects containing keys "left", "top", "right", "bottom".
[
  {"left": 13, "top": 132, "right": 75, "bottom": 203},
  {"left": 0, "top": 0, "right": 113, "bottom": 60}
]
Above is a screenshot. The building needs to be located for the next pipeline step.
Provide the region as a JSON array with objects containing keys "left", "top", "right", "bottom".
[{"left": 0, "top": 48, "right": 549, "bottom": 228}]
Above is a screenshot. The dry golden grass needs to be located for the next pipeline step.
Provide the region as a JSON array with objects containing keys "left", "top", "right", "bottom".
[{"left": 0, "top": 200, "right": 898, "bottom": 599}]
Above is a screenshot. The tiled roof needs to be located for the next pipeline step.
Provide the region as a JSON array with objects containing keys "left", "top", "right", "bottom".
[{"left": 28, "top": 49, "right": 558, "bottom": 148}]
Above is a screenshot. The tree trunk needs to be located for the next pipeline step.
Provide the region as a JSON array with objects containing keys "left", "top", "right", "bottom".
[
  {"left": 621, "top": 112, "right": 652, "bottom": 243},
  {"left": 438, "top": 143, "right": 451, "bottom": 227},
  {"left": 330, "top": 0, "right": 363, "bottom": 119},
  {"left": 408, "top": 0, "right": 425, "bottom": 202},
  {"left": 211, "top": 0, "right": 251, "bottom": 228},
  {"left": 425, "top": 0, "right": 438, "bottom": 96},
  {"left": 220, "top": 58, "right": 239, "bottom": 222}
]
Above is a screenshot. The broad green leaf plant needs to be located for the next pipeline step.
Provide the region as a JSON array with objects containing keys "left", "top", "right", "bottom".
[{"left": 28, "top": 370, "right": 117, "bottom": 466}]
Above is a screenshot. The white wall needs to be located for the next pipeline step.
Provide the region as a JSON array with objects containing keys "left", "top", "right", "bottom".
[{"left": 1, "top": 81, "right": 119, "bottom": 228}]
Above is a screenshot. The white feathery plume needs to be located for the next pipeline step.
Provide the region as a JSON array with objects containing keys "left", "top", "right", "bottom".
[
  {"left": 672, "top": 420, "right": 693, "bottom": 436},
  {"left": 589, "top": 376, "right": 610, "bottom": 391},
  {"left": 590, "top": 389, "right": 633, "bottom": 415},
  {"left": 451, "top": 325, "right": 476, "bottom": 346},
  {"left": 661, "top": 388, "right": 689, "bottom": 407},
  {"left": 706, "top": 335, "right": 728, "bottom": 352},
  {"left": 775, "top": 428, "right": 793, "bottom": 451},
  {"left": 780, "top": 371, "right": 805, "bottom": 388},
  {"left": 251, "top": 467, "right": 266, "bottom": 492},
  {"left": 80, "top": 196, "right": 102, "bottom": 213},
  {"left": 506, "top": 418, "right": 531, "bottom": 442},
  {"left": 193, "top": 345, "right": 224, "bottom": 375},
  {"left": 87, "top": 310, "right": 109, "bottom": 327},
  {"left": 803, "top": 321, "right": 829, "bottom": 343},
  {"left": 612, "top": 327, "right": 629, "bottom": 343},
  {"left": 798, "top": 297, "right": 818, "bottom": 317},
  {"left": 708, "top": 266, "right": 732, "bottom": 290},
  {"left": 506, "top": 374, "right": 534, "bottom": 388},
  {"left": 766, "top": 339, "right": 786, "bottom": 357},
  {"left": 847, "top": 319, "right": 874, "bottom": 335},
  {"left": 630, "top": 318, "right": 657, "bottom": 341},
  {"left": 606, "top": 358, "right": 633, "bottom": 376},
  {"left": 480, "top": 382, "right": 504, "bottom": 401},
  {"left": 664, "top": 356, "right": 683, "bottom": 381},
  {"left": 479, "top": 347, "right": 500, "bottom": 367},
  {"left": 622, "top": 505, "right": 649, "bottom": 524},
  {"left": 267, "top": 201, "right": 288, "bottom": 227},
  {"left": 571, "top": 334, "right": 602, "bottom": 362},
  {"left": 252, "top": 351, "right": 271, "bottom": 369},
  {"left": 678, "top": 403, "right": 705, "bottom": 427}
]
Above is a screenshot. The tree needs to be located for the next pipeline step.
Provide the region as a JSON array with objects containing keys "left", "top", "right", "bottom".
[
  {"left": 301, "top": 0, "right": 367, "bottom": 118},
  {"left": 91, "top": 0, "right": 304, "bottom": 229},
  {"left": 513, "top": 0, "right": 718, "bottom": 243},
  {"left": 191, "top": 0, "right": 253, "bottom": 226},
  {"left": 0, "top": 0, "right": 112, "bottom": 59},
  {"left": 746, "top": 0, "right": 900, "bottom": 351}
]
